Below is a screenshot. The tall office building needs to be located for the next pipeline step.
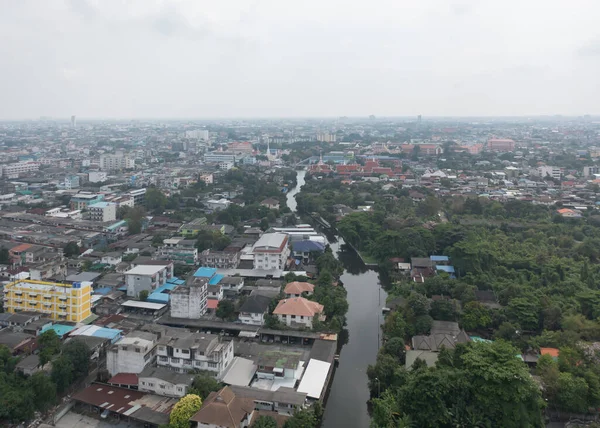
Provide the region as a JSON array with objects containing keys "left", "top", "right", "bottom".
[{"left": 71, "top": 115, "right": 76, "bottom": 127}]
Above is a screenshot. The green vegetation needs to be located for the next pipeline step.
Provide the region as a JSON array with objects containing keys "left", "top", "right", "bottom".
[
  {"left": 188, "top": 374, "right": 223, "bottom": 400},
  {"left": 169, "top": 394, "right": 202, "bottom": 428},
  {"left": 0, "top": 339, "right": 90, "bottom": 423},
  {"left": 216, "top": 300, "right": 236, "bottom": 321},
  {"left": 62, "top": 241, "right": 80, "bottom": 257}
]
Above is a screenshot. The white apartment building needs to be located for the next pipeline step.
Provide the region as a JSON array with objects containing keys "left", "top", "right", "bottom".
[
  {"left": 252, "top": 232, "right": 290, "bottom": 270},
  {"left": 199, "top": 173, "right": 213, "bottom": 184},
  {"left": 537, "top": 166, "right": 561, "bottom": 180},
  {"left": 205, "top": 198, "right": 231, "bottom": 211},
  {"left": 125, "top": 263, "right": 173, "bottom": 298},
  {"left": 100, "top": 154, "right": 135, "bottom": 171},
  {"left": 583, "top": 166, "right": 600, "bottom": 177},
  {"left": 87, "top": 201, "right": 117, "bottom": 222},
  {"left": 138, "top": 366, "right": 194, "bottom": 398},
  {"left": 170, "top": 278, "right": 208, "bottom": 319},
  {"left": 156, "top": 332, "right": 234, "bottom": 378},
  {"left": 203, "top": 151, "right": 237, "bottom": 163},
  {"left": 185, "top": 129, "right": 209, "bottom": 140},
  {"left": 88, "top": 171, "right": 108, "bottom": 183},
  {"left": 106, "top": 331, "right": 158, "bottom": 375},
  {"left": 128, "top": 188, "right": 146, "bottom": 206},
  {"left": 1, "top": 162, "right": 40, "bottom": 178}
]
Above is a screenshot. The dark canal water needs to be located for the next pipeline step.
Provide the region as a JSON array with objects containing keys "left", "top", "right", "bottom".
[{"left": 287, "top": 171, "right": 387, "bottom": 428}]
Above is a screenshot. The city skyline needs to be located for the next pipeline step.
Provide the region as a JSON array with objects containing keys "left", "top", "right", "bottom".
[{"left": 2, "top": 0, "right": 600, "bottom": 119}]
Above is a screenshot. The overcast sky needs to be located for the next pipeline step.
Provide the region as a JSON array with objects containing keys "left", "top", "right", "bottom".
[{"left": 1, "top": 0, "right": 600, "bottom": 119}]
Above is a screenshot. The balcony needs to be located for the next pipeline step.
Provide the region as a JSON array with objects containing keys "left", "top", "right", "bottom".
[
  {"left": 28, "top": 293, "right": 38, "bottom": 298},
  {"left": 58, "top": 296, "right": 67, "bottom": 301},
  {"left": 58, "top": 304, "right": 67, "bottom": 309},
  {"left": 14, "top": 291, "right": 22, "bottom": 296}
]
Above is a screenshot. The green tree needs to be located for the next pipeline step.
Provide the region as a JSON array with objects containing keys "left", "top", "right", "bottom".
[
  {"left": 430, "top": 299, "right": 457, "bottom": 321},
  {"left": 283, "top": 408, "right": 318, "bottom": 428},
  {"left": 63, "top": 241, "right": 80, "bottom": 257},
  {"left": 382, "top": 337, "right": 406, "bottom": 364},
  {"left": 460, "top": 301, "right": 492, "bottom": 331},
  {"left": 29, "top": 372, "right": 57, "bottom": 411},
  {"left": 51, "top": 356, "right": 74, "bottom": 393},
  {"left": 0, "top": 247, "right": 9, "bottom": 264},
  {"left": 189, "top": 375, "right": 222, "bottom": 400},
  {"left": 216, "top": 300, "right": 236, "bottom": 321},
  {"left": 146, "top": 187, "right": 168, "bottom": 214},
  {"left": 170, "top": 394, "right": 202, "bottom": 428},
  {"left": 38, "top": 330, "right": 61, "bottom": 366},
  {"left": 139, "top": 290, "right": 149, "bottom": 301},
  {"left": 62, "top": 340, "right": 91, "bottom": 379},
  {"left": 252, "top": 415, "right": 278, "bottom": 428}
]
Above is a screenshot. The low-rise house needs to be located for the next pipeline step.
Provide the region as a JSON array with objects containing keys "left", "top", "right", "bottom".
[
  {"left": 273, "top": 297, "right": 325, "bottom": 329},
  {"left": 156, "top": 238, "right": 198, "bottom": 265},
  {"left": 256, "top": 350, "right": 302, "bottom": 381},
  {"left": 260, "top": 198, "right": 280, "bottom": 210},
  {"left": 291, "top": 240, "right": 325, "bottom": 262},
  {"left": 170, "top": 277, "right": 209, "bottom": 319},
  {"left": 15, "top": 354, "right": 43, "bottom": 376},
  {"left": 219, "top": 276, "right": 245, "bottom": 295},
  {"left": 101, "top": 252, "right": 123, "bottom": 266},
  {"left": 238, "top": 294, "right": 272, "bottom": 326},
  {"left": 190, "top": 386, "right": 255, "bottom": 428},
  {"left": 138, "top": 366, "right": 194, "bottom": 397},
  {"left": 284, "top": 281, "right": 314, "bottom": 298},
  {"left": 208, "top": 283, "right": 224, "bottom": 301}
]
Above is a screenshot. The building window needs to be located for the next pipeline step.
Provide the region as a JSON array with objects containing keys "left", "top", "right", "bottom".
[
  {"left": 135, "top": 348, "right": 141, "bottom": 353},
  {"left": 208, "top": 362, "right": 217, "bottom": 369},
  {"left": 159, "top": 356, "right": 168, "bottom": 362},
  {"left": 177, "top": 387, "right": 183, "bottom": 392},
  {"left": 121, "top": 346, "right": 128, "bottom": 351},
  {"left": 160, "top": 384, "right": 165, "bottom": 389},
  {"left": 291, "top": 315, "right": 296, "bottom": 319},
  {"left": 181, "top": 349, "right": 189, "bottom": 354},
  {"left": 141, "top": 381, "right": 146, "bottom": 386},
  {"left": 171, "top": 358, "right": 180, "bottom": 363}
]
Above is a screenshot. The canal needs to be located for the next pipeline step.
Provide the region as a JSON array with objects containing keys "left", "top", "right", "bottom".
[{"left": 286, "top": 170, "right": 387, "bottom": 428}]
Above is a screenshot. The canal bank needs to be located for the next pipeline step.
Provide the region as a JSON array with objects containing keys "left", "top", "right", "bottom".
[{"left": 287, "top": 170, "right": 387, "bottom": 428}]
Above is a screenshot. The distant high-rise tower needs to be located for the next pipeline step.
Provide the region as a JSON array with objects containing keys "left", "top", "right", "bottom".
[
  {"left": 417, "top": 115, "right": 422, "bottom": 124},
  {"left": 71, "top": 115, "right": 76, "bottom": 127}
]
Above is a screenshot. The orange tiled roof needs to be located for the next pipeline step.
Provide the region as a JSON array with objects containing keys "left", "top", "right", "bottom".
[{"left": 273, "top": 297, "right": 324, "bottom": 317}]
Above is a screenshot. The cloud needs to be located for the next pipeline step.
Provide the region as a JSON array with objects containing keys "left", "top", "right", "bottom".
[{"left": 578, "top": 38, "right": 600, "bottom": 57}]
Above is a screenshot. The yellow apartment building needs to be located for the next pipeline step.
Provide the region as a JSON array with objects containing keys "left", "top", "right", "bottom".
[{"left": 3, "top": 280, "right": 92, "bottom": 323}]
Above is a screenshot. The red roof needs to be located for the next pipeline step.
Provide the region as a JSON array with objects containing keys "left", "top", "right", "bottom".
[
  {"left": 207, "top": 299, "right": 219, "bottom": 309},
  {"left": 72, "top": 383, "right": 145, "bottom": 415},
  {"left": 540, "top": 348, "right": 560, "bottom": 358},
  {"left": 108, "top": 373, "right": 139, "bottom": 386}
]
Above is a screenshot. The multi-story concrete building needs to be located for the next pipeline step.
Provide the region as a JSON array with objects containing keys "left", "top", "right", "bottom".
[
  {"left": 273, "top": 297, "right": 325, "bottom": 329},
  {"left": 1, "top": 162, "right": 41, "bottom": 178},
  {"left": 199, "top": 173, "right": 213, "bottom": 185},
  {"left": 3, "top": 280, "right": 92, "bottom": 323},
  {"left": 185, "top": 129, "right": 209, "bottom": 140},
  {"left": 157, "top": 238, "right": 198, "bottom": 265},
  {"left": 156, "top": 332, "right": 234, "bottom": 377},
  {"left": 70, "top": 192, "right": 104, "bottom": 210},
  {"left": 64, "top": 175, "right": 80, "bottom": 189},
  {"left": 87, "top": 201, "right": 117, "bottom": 222},
  {"left": 203, "top": 151, "right": 238, "bottom": 163},
  {"left": 170, "top": 277, "right": 208, "bottom": 319},
  {"left": 106, "top": 330, "right": 158, "bottom": 375},
  {"left": 487, "top": 138, "right": 515, "bottom": 152},
  {"left": 537, "top": 166, "right": 562, "bottom": 180},
  {"left": 584, "top": 166, "right": 600, "bottom": 177},
  {"left": 128, "top": 188, "right": 146, "bottom": 206},
  {"left": 88, "top": 171, "right": 107, "bottom": 183},
  {"left": 200, "top": 249, "right": 240, "bottom": 269},
  {"left": 125, "top": 263, "right": 174, "bottom": 298},
  {"left": 100, "top": 154, "right": 135, "bottom": 171},
  {"left": 252, "top": 232, "right": 290, "bottom": 270}
]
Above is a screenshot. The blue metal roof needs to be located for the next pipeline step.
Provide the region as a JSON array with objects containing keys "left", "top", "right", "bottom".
[
  {"left": 292, "top": 240, "right": 325, "bottom": 252},
  {"left": 92, "top": 327, "right": 122, "bottom": 341},
  {"left": 153, "top": 283, "right": 178, "bottom": 294},
  {"left": 147, "top": 293, "right": 170, "bottom": 303},
  {"left": 209, "top": 274, "right": 224, "bottom": 285},
  {"left": 430, "top": 255, "right": 449, "bottom": 262},
  {"left": 167, "top": 276, "right": 181, "bottom": 283},
  {"left": 41, "top": 324, "right": 75, "bottom": 338},
  {"left": 168, "top": 279, "right": 185, "bottom": 285},
  {"left": 94, "top": 287, "right": 113, "bottom": 295},
  {"left": 194, "top": 267, "right": 217, "bottom": 278},
  {"left": 117, "top": 285, "right": 127, "bottom": 292},
  {"left": 436, "top": 265, "right": 455, "bottom": 273}
]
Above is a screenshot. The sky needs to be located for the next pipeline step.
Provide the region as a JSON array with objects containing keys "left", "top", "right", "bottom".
[{"left": 1, "top": 0, "right": 600, "bottom": 119}]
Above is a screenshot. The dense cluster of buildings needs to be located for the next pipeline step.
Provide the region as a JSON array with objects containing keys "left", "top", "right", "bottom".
[{"left": 2, "top": 117, "right": 600, "bottom": 427}]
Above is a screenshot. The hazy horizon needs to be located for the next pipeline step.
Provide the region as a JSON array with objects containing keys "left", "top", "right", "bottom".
[{"left": 2, "top": 0, "right": 600, "bottom": 119}]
